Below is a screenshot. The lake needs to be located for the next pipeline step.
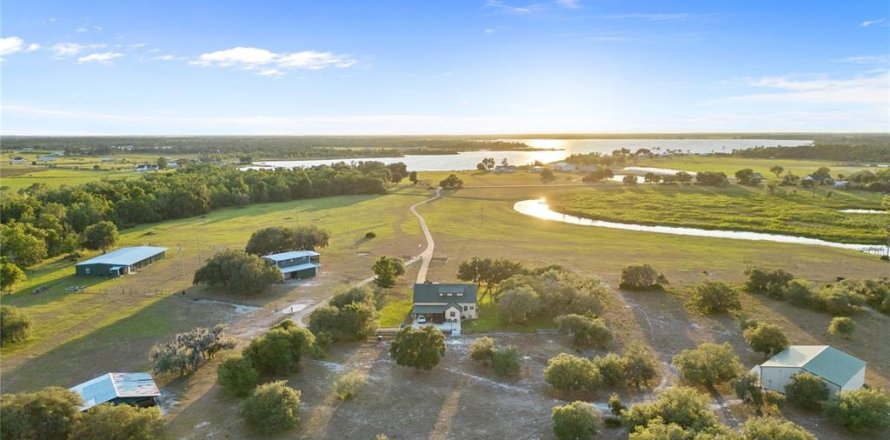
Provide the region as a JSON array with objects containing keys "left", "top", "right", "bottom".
[{"left": 250, "top": 138, "right": 813, "bottom": 172}]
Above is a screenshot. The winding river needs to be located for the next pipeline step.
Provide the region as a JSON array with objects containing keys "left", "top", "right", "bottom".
[{"left": 513, "top": 199, "right": 889, "bottom": 255}]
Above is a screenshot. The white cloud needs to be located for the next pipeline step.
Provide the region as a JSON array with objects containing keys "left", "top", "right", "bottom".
[
  {"left": 861, "top": 18, "right": 886, "bottom": 27},
  {"left": 77, "top": 52, "right": 124, "bottom": 64},
  {"left": 153, "top": 54, "right": 179, "bottom": 61},
  {"left": 0, "top": 36, "right": 25, "bottom": 56},
  {"left": 555, "top": 0, "right": 579, "bottom": 9},
  {"left": 485, "top": 28, "right": 496, "bottom": 34},
  {"left": 25, "top": 43, "right": 41, "bottom": 52},
  {"left": 51, "top": 42, "right": 105, "bottom": 57},
  {"left": 192, "top": 46, "right": 356, "bottom": 76},
  {"left": 76, "top": 27, "right": 88, "bottom": 33},
  {"left": 728, "top": 71, "right": 889, "bottom": 105},
  {"left": 840, "top": 55, "right": 890, "bottom": 64}
]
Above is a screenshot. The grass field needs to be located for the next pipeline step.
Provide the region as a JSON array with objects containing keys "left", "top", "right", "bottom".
[
  {"left": 547, "top": 184, "right": 887, "bottom": 244},
  {"left": 635, "top": 155, "right": 885, "bottom": 177}
]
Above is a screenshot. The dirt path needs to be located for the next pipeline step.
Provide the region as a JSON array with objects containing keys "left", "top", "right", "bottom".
[{"left": 409, "top": 187, "right": 442, "bottom": 283}]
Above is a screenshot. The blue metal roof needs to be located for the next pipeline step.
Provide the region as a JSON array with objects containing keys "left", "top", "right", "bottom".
[
  {"left": 279, "top": 262, "right": 319, "bottom": 274},
  {"left": 263, "top": 250, "right": 320, "bottom": 262},
  {"left": 75, "top": 246, "right": 167, "bottom": 267},
  {"left": 70, "top": 372, "right": 160, "bottom": 411},
  {"left": 761, "top": 345, "right": 866, "bottom": 387}
]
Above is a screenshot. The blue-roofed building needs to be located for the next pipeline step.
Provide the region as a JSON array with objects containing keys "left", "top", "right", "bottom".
[
  {"left": 69, "top": 372, "right": 161, "bottom": 411},
  {"left": 753, "top": 345, "right": 866, "bottom": 396},
  {"left": 262, "top": 250, "right": 320, "bottom": 280},
  {"left": 75, "top": 246, "right": 167, "bottom": 277}
]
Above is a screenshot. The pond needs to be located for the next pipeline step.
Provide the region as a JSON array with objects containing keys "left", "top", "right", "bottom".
[
  {"left": 513, "top": 199, "right": 889, "bottom": 255},
  {"left": 249, "top": 138, "right": 812, "bottom": 172}
]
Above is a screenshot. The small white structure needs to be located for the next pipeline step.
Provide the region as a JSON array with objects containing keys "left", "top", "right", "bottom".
[
  {"left": 552, "top": 162, "right": 576, "bottom": 172},
  {"left": 753, "top": 345, "right": 866, "bottom": 396},
  {"left": 38, "top": 155, "right": 57, "bottom": 162}
]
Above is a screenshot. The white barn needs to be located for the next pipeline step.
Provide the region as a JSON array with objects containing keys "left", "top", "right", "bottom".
[{"left": 753, "top": 345, "right": 866, "bottom": 396}]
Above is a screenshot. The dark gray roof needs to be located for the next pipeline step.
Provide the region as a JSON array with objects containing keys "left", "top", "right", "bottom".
[{"left": 412, "top": 283, "right": 477, "bottom": 303}]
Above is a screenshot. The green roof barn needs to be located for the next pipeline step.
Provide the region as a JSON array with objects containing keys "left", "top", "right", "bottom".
[
  {"left": 754, "top": 345, "right": 866, "bottom": 396},
  {"left": 75, "top": 246, "right": 167, "bottom": 277}
]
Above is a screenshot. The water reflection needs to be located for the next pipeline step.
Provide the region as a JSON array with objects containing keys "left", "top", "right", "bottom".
[{"left": 513, "top": 199, "right": 889, "bottom": 255}]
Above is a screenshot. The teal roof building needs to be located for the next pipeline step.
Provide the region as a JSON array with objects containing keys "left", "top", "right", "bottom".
[{"left": 755, "top": 345, "right": 866, "bottom": 396}]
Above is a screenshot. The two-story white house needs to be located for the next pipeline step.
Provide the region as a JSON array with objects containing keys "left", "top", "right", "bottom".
[{"left": 410, "top": 283, "right": 478, "bottom": 325}]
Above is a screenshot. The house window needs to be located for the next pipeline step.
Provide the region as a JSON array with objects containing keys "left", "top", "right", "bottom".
[
  {"left": 85, "top": 267, "right": 90, "bottom": 274},
  {"left": 462, "top": 305, "right": 468, "bottom": 311},
  {"left": 450, "top": 311, "right": 456, "bottom": 317},
  {"left": 469, "top": 305, "right": 474, "bottom": 310}
]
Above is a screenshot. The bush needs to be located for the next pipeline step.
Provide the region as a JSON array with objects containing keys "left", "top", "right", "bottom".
[
  {"left": 593, "top": 353, "right": 625, "bottom": 386},
  {"left": 0, "top": 258, "right": 26, "bottom": 293},
  {"left": 365, "top": 231, "right": 376, "bottom": 239},
  {"left": 151, "top": 324, "right": 236, "bottom": 376},
  {"left": 608, "top": 393, "right": 626, "bottom": 416},
  {"left": 544, "top": 353, "right": 601, "bottom": 393},
  {"left": 496, "top": 286, "right": 541, "bottom": 324},
  {"left": 744, "top": 267, "right": 794, "bottom": 298},
  {"left": 439, "top": 174, "right": 463, "bottom": 188},
  {"left": 555, "top": 314, "right": 613, "bottom": 349},
  {"left": 308, "top": 287, "right": 379, "bottom": 341},
  {"left": 73, "top": 404, "right": 164, "bottom": 440},
  {"left": 619, "top": 265, "right": 668, "bottom": 290},
  {"left": 372, "top": 256, "right": 406, "bottom": 288},
  {"left": 622, "top": 386, "right": 717, "bottom": 432},
  {"left": 469, "top": 336, "right": 497, "bottom": 364},
  {"left": 552, "top": 401, "right": 602, "bottom": 440},
  {"left": 390, "top": 325, "right": 445, "bottom": 370},
  {"left": 743, "top": 322, "right": 788, "bottom": 359},
  {"left": 691, "top": 281, "right": 741, "bottom": 314},
  {"left": 192, "top": 249, "right": 282, "bottom": 295},
  {"left": 825, "top": 388, "right": 890, "bottom": 434},
  {"left": 828, "top": 316, "right": 855, "bottom": 337},
  {"left": 783, "top": 279, "right": 817, "bottom": 307},
  {"left": 696, "top": 171, "right": 729, "bottom": 186},
  {"left": 0, "top": 387, "right": 82, "bottom": 440},
  {"left": 622, "top": 344, "right": 660, "bottom": 389},
  {"left": 334, "top": 370, "right": 368, "bottom": 400},
  {"left": 740, "top": 417, "right": 815, "bottom": 440},
  {"left": 672, "top": 342, "right": 742, "bottom": 387},
  {"left": 1, "top": 305, "right": 31, "bottom": 345},
  {"left": 241, "top": 381, "right": 302, "bottom": 434},
  {"left": 491, "top": 347, "right": 521, "bottom": 377},
  {"left": 734, "top": 372, "right": 767, "bottom": 415},
  {"left": 785, "top": 372, "right": 829, "bottom": 411},
  {"left": 242, "top": 325, "right": 315, "bottom": 376},
  {"left": 217, "top": 355, "right": 259, "bottom": 397},
  {"left": 817, "top": 283, "right": 864, "bottom": 316}
]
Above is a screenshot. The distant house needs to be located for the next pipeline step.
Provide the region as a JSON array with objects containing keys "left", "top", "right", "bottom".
[
  {"left": 262, "top": 250, "right": 320, "bottom": 280},
  {"left": 552, "top": 162, "right": 576, "bottom": 172},
  {"left": 752, "top": 172, "right": 764, "bottom": 180},
  {"left": 753, "top": 345, "right": 865, "bottom": 396},
  {"left": 10, "top": 157, "right": 27, "bottom": 164},
  {"left": 135, "top": 164, "right": 159, "bottom": 172},
  {"left": 832, "top": 180, "right": 849, "bottom": 189},
  {"left": 70, "top": 372, "right": 160, "bottom": 411},
  {"left": 101, "top": 157, "right": 115, "bottom": 162},
  {"left": 411, "top": 283, "right": 478, "bottom": 325},
  {"left": 75, "top": 246, "right": 167, "bottom": 277},
  {"left": 38, "top": 155, "right": 57, "bottom": 162},
  {"left": 167, "top": 160, "right": 179, "bottom": 169}
]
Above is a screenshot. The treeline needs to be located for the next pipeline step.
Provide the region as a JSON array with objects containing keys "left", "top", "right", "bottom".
[
  {"left": 0, "top": 162, "right": 398, "bottom": 286},
  {"left": 732, "top": 144, "right": 890, "bottom": 162},
  {"left": 1, "top": 136, "right": 529, "bottom": 159}
]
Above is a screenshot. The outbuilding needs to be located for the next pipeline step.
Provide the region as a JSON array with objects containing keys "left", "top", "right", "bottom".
[
  {"left": 75, "top": 246, "right": 167, "bottom": 277},
  {"left": 70, "top": 372, "right": 160, "bottom": 411},
  {"left": 263, "top": 250, "right": 320, "bottom": 280},
  {"left": 753, "top": 345, "right": 866, "bottom": 396}
]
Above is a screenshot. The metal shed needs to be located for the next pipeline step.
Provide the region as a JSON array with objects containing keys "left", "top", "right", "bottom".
[
  {"left": 69, "top": 372, "right": 161, "bottom": 411},
  {"left": 75, "top": 246, "right": 167, "bottom": 277}
]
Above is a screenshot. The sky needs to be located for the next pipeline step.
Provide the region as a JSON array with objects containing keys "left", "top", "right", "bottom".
[{"left": 1, "top": 0, "right": 888, "bottom": 135}]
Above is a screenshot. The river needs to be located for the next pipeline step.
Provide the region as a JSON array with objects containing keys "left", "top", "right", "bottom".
[
  {"left": 513, "top": 199, "right": 889, "bottom": 255},
  {"left": 249, "top": 138, "right": 812, "bottom": 172}
]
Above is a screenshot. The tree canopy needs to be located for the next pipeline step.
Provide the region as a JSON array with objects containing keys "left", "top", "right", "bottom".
[
  {"left": 193, "top": 249, "right": 282, "bottom": 295},
  {"left": 245, "top": 225, "right": 330, "bottom": 256},
  {"left": 672, "top": 342, "right": 742, "bottom": 387},
  {"left": 389, "top": 325, "right": 446, "bottom": 371}
]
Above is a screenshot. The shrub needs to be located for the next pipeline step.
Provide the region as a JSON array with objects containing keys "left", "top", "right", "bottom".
[
  {"left": 622, "top": 344, "right": 660, "bottom": 389},
  {"left": 593, "top": 353, "right": 626, "bottom": 386},
  {"left": 783, "top": 279, "right": 816, "bottom": 307},
  {"left": 0, "top": 387, "right": 82, "bottom": 440},
  {"left": 608, "top": 393, "right": 626, "bottom": 416},
  {"left": 242, "top": 325, "right": 315, "bottom": 376},
  {"left": 696, "top": 171, "right": 729, "bottom": 186},
  {"left": 828, "top": 316, "right": 855, "bottom": 337},
  {"left": 733, "top": 372, "right": 766, "bottom": 415},
  {"left": 744, "top": 267, "right": 794, "bottom": 298},
  {"left": 192, "top": 249, "right": 282, "bottom": 295},
  {"left": 469, "top": 336, "right": 497, "bottom": 364},
  {"left": 622, "top": 386, "right": 717, "bottom": 432},
  {"left": 496, "top": 286, "right": 541, "bottom": 324},
  {"left": 372, "top": 256, "right": 406, "bottom": 288},
  {"left": 825, "top": 388, "right": 890, "bottom": 434},
  {"left": 740, "top": 417, "right": 815, "bottom": 440},
  {"left": 0, "top": 305, "right": 31, "bottom": 345},
  {"left": 785, "top": 372, "right": 829, "bottom": 411},
  {"left": 390, "top": 325, "right": 445, "bottom": 370},
  {"left": 672, "top": 342, "right": 742, "bottom": 387},
  {"left": 308, "top": 287, "right": 379, "bottom": 341},
  {"left": 552, "top": 401, "right": 602, "bottom": 440},
  {"left": 241, "top": 381, "right": 302, "bottom": 435},
  {"left": 491, "top": 347, "right": 521, "bottom": 377},
  {"left": 743, "top": 322, "right": 788, "bottom": 359},
  {"left": 853, "top": 278, "right": 890, "bottom": 314},
  {"left": 334, "top": 370, "right": 368, "bottom": 401},
  {"left": 620, "top": 265, "right": 668, "bottom": 290},
  {"left": 555, "top": 314, "right": 613, "bottom": 349},
  {"left": 217, "top": 355, "right": 259, "bottom": 397},
  {"left": 691, "top": 281, "right": 741, "bottom": 314},
  {"left": 73, "top": 404, "right": 164, "bottom": 440},
  {"left": 151, "top": 324, "right": 236, "bottom": 376},
  {"left": 817, "top": 283, "right": 864, "bottom": 316},
  {"left": 364, "top": 231, "right": 376, "bottom": 239},
  {"left": 545, "top": 353, "right": 602, "bottom": 393}
]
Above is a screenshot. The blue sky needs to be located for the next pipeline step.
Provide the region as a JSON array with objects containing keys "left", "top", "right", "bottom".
[{"left": 1, "top": 0, "right": 888, "bottom": 134}]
